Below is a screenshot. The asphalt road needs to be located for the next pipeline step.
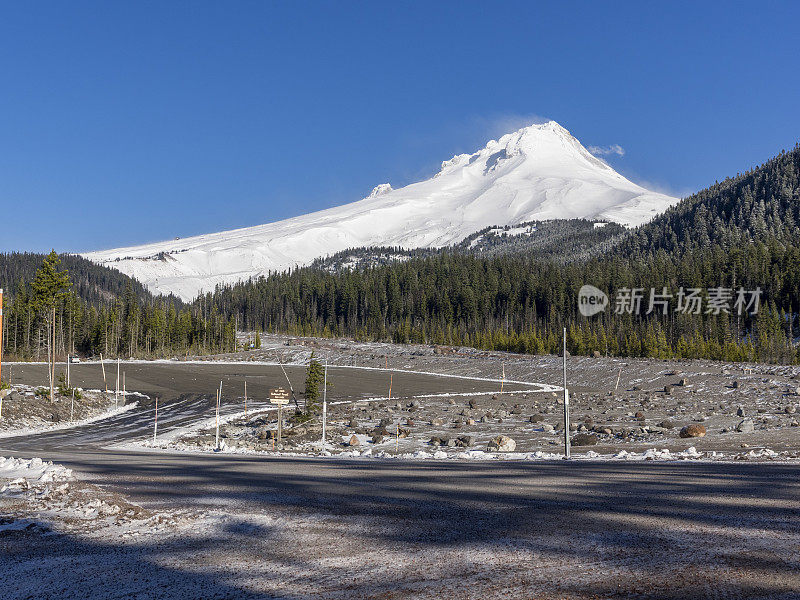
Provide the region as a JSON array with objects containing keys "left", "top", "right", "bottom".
[{"left": 2, "top": 362, "right": 799, "bottom": 598}]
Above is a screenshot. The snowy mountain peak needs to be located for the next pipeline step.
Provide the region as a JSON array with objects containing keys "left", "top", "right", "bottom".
[{"left": 84, "top": 120, "right": 680, "bottom": 300}]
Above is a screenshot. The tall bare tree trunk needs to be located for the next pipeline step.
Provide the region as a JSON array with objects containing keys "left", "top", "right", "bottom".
[{"left": 50, "top": 306, "right": 55, "bottom": 401}]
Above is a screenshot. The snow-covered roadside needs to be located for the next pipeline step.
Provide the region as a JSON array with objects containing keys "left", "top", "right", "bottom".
[
  {"left": 0, "top": 401, "right": 139, "bottom": 439},
  {"left": 0, "top": 454, "right": 198, "bottom": 538},
  {"left": 114, "top": 434, "right": 800, "bottom": 463}
]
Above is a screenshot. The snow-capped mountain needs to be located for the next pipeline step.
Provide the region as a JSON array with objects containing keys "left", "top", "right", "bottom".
[{"left": 84, "top": 121, "right": 679, "bottom": 300}]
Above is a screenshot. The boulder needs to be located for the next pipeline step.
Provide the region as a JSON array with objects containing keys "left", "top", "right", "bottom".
[
  {"left": 530, "top": 414, "right": 545, "bottom": 423},
  {"left": 348, "top": 435, "right": 361, "bottom": 446},
  {"left": 571, "top": 433, "right": 598, "bottom": 446},
  {"left": 679, "top": 424, "right": 706, "bottom": 438},
  {"left": 736, "top": 407, "right": 745, "bottom": 417},
  {"left": 455, "top": 436, "right": 474, "bottom": 448},
  {"left": 487, "top": 435, "right": 516, "bottom": 452},
  {"left": 736, "top": 419, "right": 755, "bottom": 434}
]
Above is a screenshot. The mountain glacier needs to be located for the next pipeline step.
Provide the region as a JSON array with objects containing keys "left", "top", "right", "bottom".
[{"left": 83, "top": 121, "right": 679, "bottom": 300}]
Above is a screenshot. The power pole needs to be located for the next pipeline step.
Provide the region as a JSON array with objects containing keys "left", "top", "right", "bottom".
[
  {"left": 563, "top": 327, "right": 570, "bottom": 459},
  {"left": 321, "top": 360, "right": 328, "bottom": 445}
]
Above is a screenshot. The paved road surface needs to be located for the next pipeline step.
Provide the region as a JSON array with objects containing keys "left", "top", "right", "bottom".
[{"left": 1, "top": 362, "right": 798, "bottom": 599}]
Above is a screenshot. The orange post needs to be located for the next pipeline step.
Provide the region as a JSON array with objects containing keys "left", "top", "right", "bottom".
[{"left": 0, "top": 289, "right": 4, "bottom": 388}]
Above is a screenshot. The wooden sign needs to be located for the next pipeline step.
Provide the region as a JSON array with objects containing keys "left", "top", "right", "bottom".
[{"left": 269, "top": 387, "right": 290, "bottom": 405}]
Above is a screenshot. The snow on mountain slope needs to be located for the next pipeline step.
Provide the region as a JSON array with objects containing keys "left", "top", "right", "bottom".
[{"left": 83, "top": 121, "right": 679, "bottom": 300}]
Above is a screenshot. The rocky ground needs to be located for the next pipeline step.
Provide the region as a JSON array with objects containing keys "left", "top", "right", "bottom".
[{"left": 163, "top": 334, "right": 800, "bottom": 461}]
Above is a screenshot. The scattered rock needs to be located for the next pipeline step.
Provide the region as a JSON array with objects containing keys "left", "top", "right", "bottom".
[
  {"left": 541, "top": 423, "right": 555, "bottom": 433},
  {"left": 530, "top": 414, "right": 545, "bottom": 423},
  {"left": 659, "top": 420, "right": 676, "bottom": 429},
  {"left": 785, "top": 405, "right": 797, "bottom": 414},
  {"left": 487, "top": 435, "right": 516, "bottom": 452},
  {"left": 679, "top": 424, "right": 706, "bottom": 438},
  {"left": 664, "top": 385, "right": 673, "bottom": 395},
  {"left": 571, "top": 433, "right": 598, "bottom": 446},
  {"left": 736, "top": 419, "right": 755, "bottom": 434},
  {"left": 348, "top": 435, "right": 361, "bottom": 446},
  {"left": 731, "top": 381, "right": 740, "bottom": 389}
]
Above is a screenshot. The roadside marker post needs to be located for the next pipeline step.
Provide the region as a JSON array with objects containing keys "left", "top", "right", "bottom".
[
  {"left": 269, "top": 387, "right": 291, "bottom": 448},
  {"left": 244, "top": 380, "right": 248, "bottom": 418},
  {"left": 115, "top": 359, "right": 120, "bottom": 408},
  {"left": 71, "top": 389, "right": 75, "bottom": 421},
  {"left": 153, "top": 396, "right": 158, "bottom": 444},
  {"left": 321, "top": 361, "right": 328, "bottom": 445},
  {"left": 501, "top": 362, "right": 505, "bottom": 393},
  {"left": 563, "top": 327, "right": 571, "bottom": 459},
  {"left": 100, "top": 354, "right": 108, "bottom": 393},
  {"left": 388, "top": 373, "right": 393, "bottom": 403},
  {"left": 215, "top": 381, "right": 222, "bottom": 450}
]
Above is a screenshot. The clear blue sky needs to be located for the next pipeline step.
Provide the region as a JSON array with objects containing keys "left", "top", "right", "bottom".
[{"left": 2, "top": 1, "right": 799, "bottom": 253}]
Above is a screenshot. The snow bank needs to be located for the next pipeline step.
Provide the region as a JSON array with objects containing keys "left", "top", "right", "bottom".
[{"left": 0, "top": 456, "right": 73, "bottom": 491}]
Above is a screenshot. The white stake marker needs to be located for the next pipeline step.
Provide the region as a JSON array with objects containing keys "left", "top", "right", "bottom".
[{"left": 153, "top": 397, "right": 159, "bottom": 444}]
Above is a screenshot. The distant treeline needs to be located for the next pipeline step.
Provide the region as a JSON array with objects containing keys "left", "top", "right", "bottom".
[{"left": 1, "top": 252, "right": 236, "bottom": 361}]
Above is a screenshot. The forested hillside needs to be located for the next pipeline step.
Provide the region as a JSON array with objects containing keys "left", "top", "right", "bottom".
[
  {"left": 204, "top": 144, "right": 800, "bottom": 364},
  {"left": 620, "top": 144, "right": 800, "bottom": 257},
  {"left": 1, "top": 251, "right": 236, "bottom": 361},
  {"left": 310, "top": 219, "right": 626, "bottom": 272}
]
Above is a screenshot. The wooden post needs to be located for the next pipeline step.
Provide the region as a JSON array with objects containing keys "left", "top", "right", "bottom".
[{"left": 277, "top": 404, "right": 283, "bottom": 448}]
